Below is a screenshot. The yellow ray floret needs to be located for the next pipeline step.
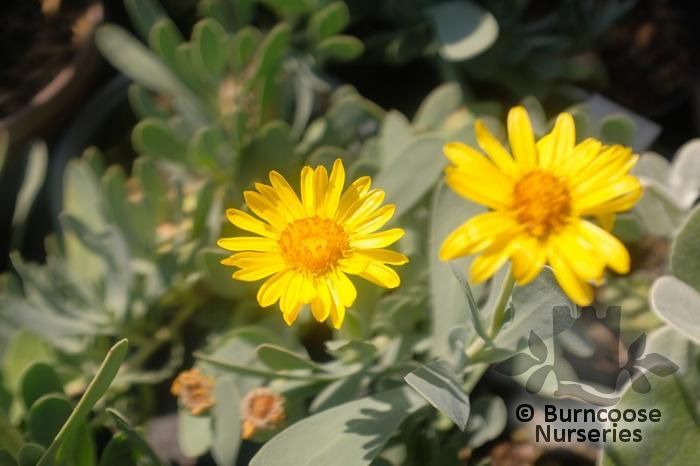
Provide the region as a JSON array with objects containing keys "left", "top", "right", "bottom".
[
  {"left": 218, "top": 159, "right": 408, "bottom": 328},
  {"left": 440, "top": 106, "right": 643, "bottom": 306}
]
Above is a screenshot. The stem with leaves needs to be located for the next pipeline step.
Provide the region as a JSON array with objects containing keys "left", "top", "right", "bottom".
[{"left": 463, "top": 271, "right": 516, "bottom": 392}]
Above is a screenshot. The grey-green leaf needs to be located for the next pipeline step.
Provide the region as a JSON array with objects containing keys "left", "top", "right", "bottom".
[
  {"left": 192, "top": 19, "right": 228, "bottom": 81},
  {"left": 671, "top": 205, "right": 700, "bottom": 292},
  {"left": 250, "top": 387, "right": 426, "bottom": 466},
  {"left": 316, "top": 36, "right": 364, "bottom": 62},
  {"left": 308, "top": 2, "right": 350, "bottom": 43},
  {"left": 404, "top": 360, "right": 470, "bottom": 430},
  {"left": 599, "top": 114, "right": 636, "bottom": 147},
  {"left": 650, "top": 275, "right": 700, "bottom": 345},
  {"left": 19, "top": 362, "right": 63, "bottom": 409},
  {"left": 668, "top": 139, "right": 700, "bottom": 208},
  {"left": 211, "top": 378, "right": 241, "bottom": 466},
  {"left": 413, "top": 82, "right": 462, "bottom": 130},
  {"left": 427, "top": 1, "right": 498, "bottom": 62},
  {"left": 148, "top": 19, "right": 183, "bottom": 70},
  {"left": 178, "top": 411, "right": 212, "bottom": 458},
  {"left": 601, "top": 372, "right": 700, "bottom": 465},
  {"left": 374, "top": 136, "right": 446, "bottom": 217},
  {"left": 132, "top": 118, "right": 186, "bottom": 162},
  {"left": 256, "top": 344, "right": 323, "bottom": 372},
  {"left": 37, "top": 340, "right": 128, "bottom": 466},
  {"left": 27, "top": 395, "right": 72, "bottom": 448},
  {"left": 19, "top": 444, "right": 44, "bottom": 466},
  {"left": 429, "top": 182, "right": 484, "bottom": 358},
  {"left": 95, "top": 24, "right": 206, "bottom": 126}
]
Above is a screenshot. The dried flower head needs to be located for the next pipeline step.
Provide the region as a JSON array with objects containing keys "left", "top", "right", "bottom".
[
  {"left": 240, "top": 387, "right": 286, "bottom": 439},
  {"left": 170, "top": 368, "right": 215, "bottom": 416}
]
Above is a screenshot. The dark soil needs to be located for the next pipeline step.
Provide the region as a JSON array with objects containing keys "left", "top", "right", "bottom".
[
  {"left": 0, "top": 0, "right": 91, "bottom": 117},
  {"left": 599, "top": 0, "right": 700, "bottom": 117}
]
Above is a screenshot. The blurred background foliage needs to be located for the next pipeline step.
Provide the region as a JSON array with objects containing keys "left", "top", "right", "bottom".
[{"left": 1, "top": 0, "right": 700, "bottom": 465}]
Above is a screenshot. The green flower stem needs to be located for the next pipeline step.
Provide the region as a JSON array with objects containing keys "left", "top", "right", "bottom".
[
  {"left": 488, "top": 271, "right": 516, "bottom": 337},
  {"left": 463, "top": 270, "right": 516, "bottom": 392}
]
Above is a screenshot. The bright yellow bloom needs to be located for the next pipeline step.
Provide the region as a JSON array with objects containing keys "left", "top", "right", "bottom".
[
  {"left": 218, "top": 159, "right": 408, "bottom": 328},
  {"left": 440, "top": 106, "right": 643, "bottom": 305}
]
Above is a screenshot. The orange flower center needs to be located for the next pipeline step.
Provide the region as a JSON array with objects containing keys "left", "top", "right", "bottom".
[
  {"left": 240, "top": 388, "right": 286, "bottom": 439},
  {"left": 278, "top": 216, "right": 349, "bottom": 274},
  {"left": 513, "top": 170, "right": 571, "bottom": 237},
  {"left": 250, "top": 394, "right": 277, "bottom": 419}
]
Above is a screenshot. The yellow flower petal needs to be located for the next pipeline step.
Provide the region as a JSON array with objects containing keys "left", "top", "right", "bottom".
[
  {"left": 561, "top": 138, "right": 603, "bottom": 175},
  {"left": 323, "top": 282, "right": 346, "bottom": 329},
  {"left": 443, "top": 142, "right": 514, "bottom": 187},
  {"left": 568, "top": 144, "right": 631, "bottom": 181},
  {"left": 310, "top": 279, "right": 332, "bottom": 321},
  {"left": 329, "top": 300, "right": 345, "bottom": 329},
  {"left": 269, "top": 171, "right": 305, "bottom": 218},
  {"left": 359, "top": 262, "right": 401, "bottom": 288},
  {"left": 510, "top": 236, "right": 547, "bottom": 285},
  {"left": 469, "top": 241, "right": 513, "bottom": 283},
  {"left": 596, "top": 213, "right": 615, "bottom": 231},
  {"left": 445, "top": 167, "right": 513, "bottom": 209},
  {"left": 300, "top": 166, "right": 316, "bottom": 215},
  {"left": 342, "top": 190, "right": 386, "bottom": 225},
  {"left": 222, "top": 251, "right": 283, "bottom": 268},
  {"left": 336, "top": 176, "right": 372, "bottom": 220},
  {"left": 280, "top": 274, "right": 304, "bottom": 314},
  {"left": 507, "top": 106, "right": 537, "bottom": 170},
  {"left": 337, "top": 254, "right": 371, "bottom": 274},
  {"left": 540, "top": 113, "right": 575, "bottom": 170},
  {"left": 440, "top": 211, "right": 518, "bottom": 260},
  {"left": 282, "top": 303, "right": 303, "bottom": 326},
  {"left": 226, "top": 208, "right": 277, "bottom": 237},
  {"left": 579, "top": 189, "right": 642, "bottom": 216},
  {"left": 348, "top": 204, "right": 396, "bottom": 235},
  {"left": 549, "top": 230, "right": 605, "bottom": 281},
  {"left": 356, "top": 249, "right": 409, "bottom": 265},
  {"left": 575, "top": 176, "right": 642, "bottom": 214},
  {"left": 332, "top": 269, "right": 357, "bottom": 307},
  {"left": 571, "top": 150, "right": 637, "bottom": 196},
  {"left": 243, "top": 191, "right": 288, "bottom": 230},
  {"left": 576, "top": 220, "right": 630, "bottom": 274},
  {"left": 549, "top": 254, "right": 594, "bottom": 306},
  {"left": 474, "top": 120, "right": 519, "bottom": 178},
  {"left": 232, "top": 261, "right": 287, "bottom": 281},
  {"left": 218, "top": 237, "right": 277, "bottom": 252},
  {"left": 255, "top": 183, "right": 297, "bottom": 222},
  {"left": 324, "top": 159, "right": 346, "bottom": 217},
  {"left": 257, "top": 271, "right": 293, "bottom": 307},
  {"left": 350, "top": 228, "right": 404, "bottom": 249},
  {"left": 313, "top": 165, "right": 329, "bottom": 215}
]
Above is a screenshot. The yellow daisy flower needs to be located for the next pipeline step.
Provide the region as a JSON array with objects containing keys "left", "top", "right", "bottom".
[
  {"left": 218, "top": 159, "right": 408, "bottom": 328},
  {"left": 440, "top": 106, "right": 643, "bottom": 306}
]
